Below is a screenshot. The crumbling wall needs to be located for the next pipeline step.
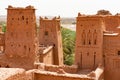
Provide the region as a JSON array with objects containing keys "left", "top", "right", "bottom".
[
  {"left": 39, "top": 46, "right": 54, "bottom": 64},
  {"left": 104, "top": 16, "right": 119, "bottom": 32},
  {"left": 34, "top": 70, "right": 94, "bottom": 80},
  {"left": 34, "top": 63, "right": 78, "bottom": 73},
  {"left": 25, "top": 70, "right": 35, "bottom": 80},
  {"left": 0, "top": 68, "right": 27, "bottom": 80},
  {"left": 39, "top": 17, "right": 63, "bottom": 65},
  {"left": 103, "top": 33, "right": 120, "bottom": 80},
  {"left": 6, "top": 73, "right": 26, "bottom": 80}
]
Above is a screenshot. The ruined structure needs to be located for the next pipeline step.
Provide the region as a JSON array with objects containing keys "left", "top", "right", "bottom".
[
  {"left": 0, "top": 5, "right": 120, "bottom": 80},
  {"left": 104, "top": 15, "right": 120, "bottom": 32},
  {"left": 38, "top": 17, "right": 63, "bottom": 65},
  {"left": 4, "top": 5, "right": 37, "bottom": 69},
  {"left": 75, "top": 15, "right": 104, "bottom": 70},
  {"left": 75, "top": 13, "right": 120, "bottom": 80}
]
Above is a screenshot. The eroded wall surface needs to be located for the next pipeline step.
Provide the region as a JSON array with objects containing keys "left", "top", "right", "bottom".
[
  {"left": 34, "top": 70, "right": 94, "bottom": 80},
  {"left": 104, "top": 16, "right": 120, "bottom": 32},
  {"left": 2, "top": 5, "right": 37, "bottom": 70},
  {"left": 75, "top": 15, "right": 104, "bottom": 69},
  {"left": 103, "top": 33, "right": 120, "bottom": 80},
  {"left": 0, "top": 68, "right": 26, "bottom": 80},
  {"left": 39, "top": 17, "right": 63, "bottom": 65}
]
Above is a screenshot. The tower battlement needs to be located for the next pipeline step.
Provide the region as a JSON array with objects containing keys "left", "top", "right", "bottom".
[{"left": 7, "top": 5, "right": 35, "bottom": 9}]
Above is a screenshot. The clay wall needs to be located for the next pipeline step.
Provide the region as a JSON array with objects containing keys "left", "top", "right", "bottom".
[
  {"left": 103, "top": 33, "right": 120, "bottom": 80},
  {"left": 34, "top": 63, "right": 78, "bottom": 73},
  {"left": 39, "top": 17, "right": 63, "bottom": 65},
  {"left": 25, "top": 70, "right": 34, "bottom": 80},
  {"left": 34, "top": 70, "right": 94, "bottom": 80},
  {"left": 44, "top": 65, "right": 78, "bottom": 74},
  {"left": 75, "top": 15, "right": 104, "bottom": 69},
  {"left": 5, "top": 5, "right": 36, "bottom": 57},
  {"left": 0, "top": 68, "right": 27, "bottom": 80},
  {"left": 6, "top": 73, "right": 26, "bottom": 80},
  {"left": 4, "top": 5, "right": 36, "bottom": 69},
  {"left": 104, "top": 16, "right": 120, "bottom": 32},
  {"left": 39, "top": 46, "right": 54, "bottom": 64}
]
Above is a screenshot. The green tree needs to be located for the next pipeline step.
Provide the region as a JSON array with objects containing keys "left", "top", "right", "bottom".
[
  {"left": 2, "top": 23, "right": 6, "bottom": 32},
  {"left": 61, "top": 27, "right": 76, "bottom": 65},
  {"left": 0, "top": 21, "right": 6, "bottom": 32}
]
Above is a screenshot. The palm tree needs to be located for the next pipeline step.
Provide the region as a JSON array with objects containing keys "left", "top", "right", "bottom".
[{"left": 61, "top": 27, "right": 76, "bottom": 65}]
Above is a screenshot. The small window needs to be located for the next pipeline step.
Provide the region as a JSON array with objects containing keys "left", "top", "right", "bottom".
[
  {"left": 87, "top": 52, "right": 89, "bottom": 56},
  {"left": 22, "top": 16, "right": 24, "bottom": 20},
  {"left": 11, "top": 44, "right": 13, "bottom": 47},
  {"left": 29, "top": 48, "right": 30, "bottom": 52},
  {"left": 26, "top": 21, "right": 28, "bottom": 24},
  {"left": 88, "top": 40, "right": 91, "bottom": 45},
  {"left": 24, "top": 45, "right": 26, "bottom": 49},
  {"left": 26, "top": 18, "right": 28, "bottom": 20},
  {"left": 44, "top": 31, "right": 48, "bottom": 36},
  {"left": 118, "top": 51, "right": 120, "bottom": 55},
  {"left": 94, "top": 52, "right": 96, "bottom": 55},
  {"left": 53, "top": 44, "right": 55, "bottom": 47}
]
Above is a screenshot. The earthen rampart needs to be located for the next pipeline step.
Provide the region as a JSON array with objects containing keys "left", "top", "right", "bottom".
[{"left": 34, "top": 63, "right": 78, "bottom": 74}]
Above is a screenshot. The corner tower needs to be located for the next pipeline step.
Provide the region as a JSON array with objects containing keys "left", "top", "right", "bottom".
[
  {"left": 75, "top": 14, "right": 104, "bottom": 69},
  {"left": 5, "top": 5, "right": 36, "bottom": 69},
  {"left": 39, "top": 17, "right": 63, "bottom": 65}
]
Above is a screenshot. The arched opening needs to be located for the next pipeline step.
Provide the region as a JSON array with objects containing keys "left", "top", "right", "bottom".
[
  {"left": 22, "top": 16, "right": 24, "bottom": 20},
  {"left": 80, "top": 52, "right": 82, "bottom": 69},
  {"left": 24, "top": 45, "right": 26, "bottom": 54},
  {"left": 93, "top": 30, "right": 97, "bottom": 45},
  {"left": 29, "top": 48, "right": 30, "bottom": 52},
  {"left": 87, "top": 30, "right": 92, "bottom": 45},
  {"left": 81, "top": 30, "right": 86, "bottom": 45},
  {"left": 87, "top": 52, "right": 89, "bottom": 56},
  {"left": 94, "top": 52, "right": 96, "bottom": 67}
]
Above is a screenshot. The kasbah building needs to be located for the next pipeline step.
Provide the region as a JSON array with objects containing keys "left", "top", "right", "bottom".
[{"left": 0, "top": 5, "right": 120, "bottom": 80}]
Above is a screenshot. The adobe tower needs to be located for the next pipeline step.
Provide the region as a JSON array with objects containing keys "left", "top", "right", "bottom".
[
  {"left": 75, "top": 14, "right": 104, "bottom": 69},
  {"left": 5, "top": 5, "right": 36, "bottom": 69},
  {"left": 39, "top": 17, "right": 63, "bottom": 65}
]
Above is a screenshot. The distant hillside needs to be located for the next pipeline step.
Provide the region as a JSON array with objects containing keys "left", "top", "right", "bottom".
[
  {"left": 0, "top": 15, "right": 75, "bottom": 25},
  {"left": 61, "top": 17, "right": 76, "bottom": 24},
  {"left": 0, "top": 15, "right": 6, "bottom": 22},
  {"left": 37, "top": 16, "right": 76, "bottom": 25}
]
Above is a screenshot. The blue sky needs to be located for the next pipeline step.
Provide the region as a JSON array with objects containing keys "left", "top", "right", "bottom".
[{"left": 0, "top": 0, "right": 120, "bottom": 17}]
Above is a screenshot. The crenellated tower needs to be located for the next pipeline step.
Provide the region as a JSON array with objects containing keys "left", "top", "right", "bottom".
[
  {"left": 5, "top": 5, "right": 36, "bottom": 69},
  {"left": 39, "top": 16, "right": 63, "bottom": 65}
]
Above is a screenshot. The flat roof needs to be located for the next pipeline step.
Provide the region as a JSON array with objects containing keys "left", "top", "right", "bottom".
[{"left": 0, "top": 68, "right": 25, "bottom": 80}]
